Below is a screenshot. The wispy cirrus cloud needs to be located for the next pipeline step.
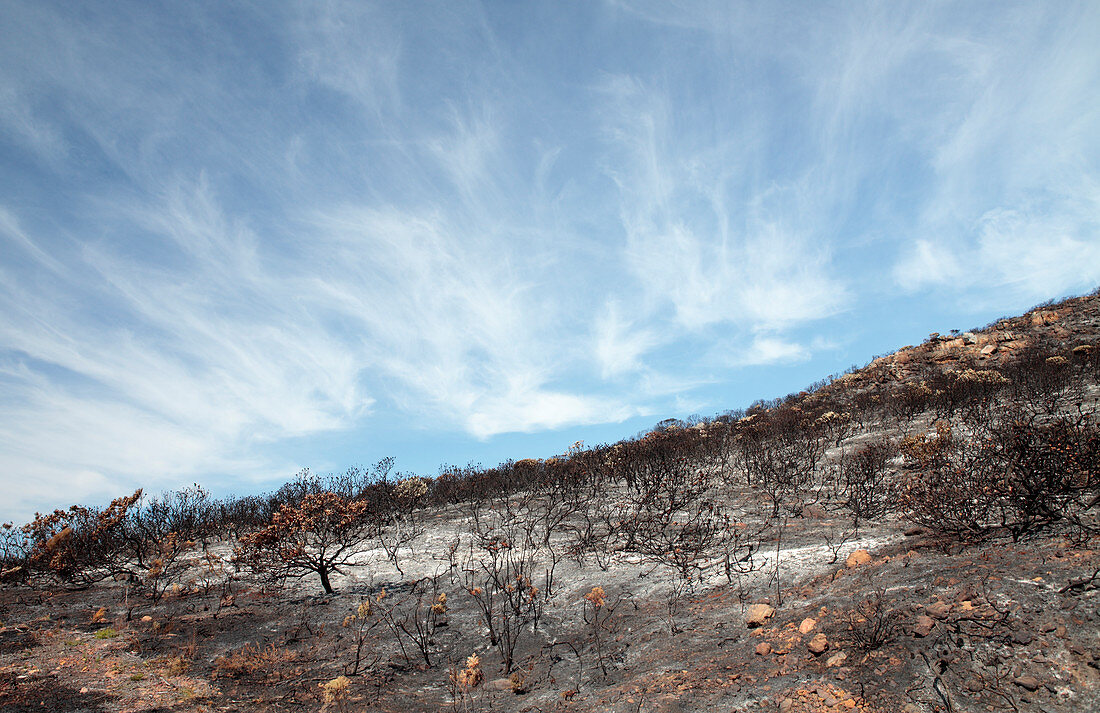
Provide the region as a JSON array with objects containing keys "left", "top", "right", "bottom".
[
  {"left": 594, "top": 71, "right": 850, "bottom": 367},
  {"left": 1, "top": 1, "right": 1098, "bottom": 523}
]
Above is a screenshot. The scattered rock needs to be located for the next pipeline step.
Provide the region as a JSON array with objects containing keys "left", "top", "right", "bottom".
[
  {"left": 967, "top": 678, "right": 985, "bottom": 692},
  {"left": 1014, "top": 675, "right": 1041, "bottom": 691},
  {"left": 779, "top": 699, "right": 793, "bottom": 713},
  {"left": 486, "top": 678, "right": 512, "bottom": 692},
  {"left": 825, "top": 652, "right": 847, "bottom": 668},
  {"left": 926, "top": 601, "right": 951, "bottom": 619},
  {"left": 807, "top": 633, "right": 829, "bottom": 655},
  {"left": 845, "top": 550, "right": 871, "bottom": 568},
  {"left": 755, "top": 642, "right": 772, "bottom": 656},
  {"left": 798, "top": 617, "right": 816, "bottom": 635},
  {"left": 745, "top": 604, "right": 775, "bottom": 628},
  {"left": 140, "top": 615, "right": 153, "bottom": 622},
  {"left": 980, "top": 344, "right": 998, "bottom": 356},
  {"left": 913, "top": 615, "right": 935, "bottom": 637},
  {"left": 1012, "top": 630, "right": 1034, "bottom": 646}
]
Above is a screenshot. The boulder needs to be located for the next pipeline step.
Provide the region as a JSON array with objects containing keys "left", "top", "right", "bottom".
[
  {"left": 802, "top": 505, "right": 828, "bottom": 519},
  {"left": 745, "top": 603, "right": 775, "bottom": 628},
  {"left": 912, "top": 615, "right": 935, "bottom": 637},
  {"left": 807, "top": 633, "right": 829, "bottom": 655},
  {"left": 1014, "top": 675, "right": 1041, "bottom": 691},
  {"left": 845, "top": 550, "right": 871, "bottom": 568}
]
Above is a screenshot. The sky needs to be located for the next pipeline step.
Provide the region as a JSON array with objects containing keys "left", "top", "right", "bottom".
[{"left": 1, "top": 1, "right": 1098, "bottom": 524}]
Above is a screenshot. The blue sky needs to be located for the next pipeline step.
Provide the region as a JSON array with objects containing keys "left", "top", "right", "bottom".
[{"left": 1, "top": 1, "right": 1098, "bottom": 523}]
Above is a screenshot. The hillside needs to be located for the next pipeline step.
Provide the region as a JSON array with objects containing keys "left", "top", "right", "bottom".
[{"left": 1, "top": 291, "right": 1098, "bottom": 713}]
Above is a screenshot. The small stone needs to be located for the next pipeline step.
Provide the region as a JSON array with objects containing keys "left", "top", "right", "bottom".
[
  {"left": 926, "top": 601, "right": 951, "bottom": 619},
  {"left": 779, "top": 699, "right": 793, "bottom": 713},
  {"left": 846, "top": 550, "right": 872, "bottom": 568},
  {"left": 798, "top": 617, "right": 817, "bottom": 635},
  {"left": 1014, "top": 675, "right": 1041, "bottom": 691},
  {"left": 825, "top": 652, "right": 847, "bottom": 668},
  {"left": 1012, "top": 630, "right": 1033, "bottom": 646},
  {"left": 807, "top": 633, "right": 829, "bottom": 655},
  {"left": 755, "top": 642, "right": 772, "bottom": 656},
  {"left": 141, "top": 615, "right": 153, "bottom": 622},
  {"left": 803, "top": 505, "right": 828, "bottom": 519},
  {"left": 79, "top": 687, "right": 89, "bottom": 694},
  {"left": 967, "top": 679, "right": 984, "bottom": 692},
  {"left": 745, "top": 603, "right": 775, "bottom": 628},
  {"left": 913, "top": 615, "right": 935, "bottom": 637},
  {"left": 1056, "top": 625, "right": 1067, "bottom": 638},
  {"left": 486, "top": 678, "right": 512, "bottom": 692},
  {"left": 903, "top": 526, "right": 925, "bottom": 536}
]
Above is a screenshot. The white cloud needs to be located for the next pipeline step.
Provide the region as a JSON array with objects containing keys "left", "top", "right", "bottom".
[
  {"left": 893, "top": 239, "right": 962, "bottom": 290},
  {"left": 598, "top": 73, "right": 849, "bottom": 338},
  {"left": 724, "top": 336, "right": 810, "bottom": 368},
  {"left": 976, "top": 205, "right": 1100, "bottom": 299},
  {"left": 594, "top": 301, "right": 659, "bottom": 378}
]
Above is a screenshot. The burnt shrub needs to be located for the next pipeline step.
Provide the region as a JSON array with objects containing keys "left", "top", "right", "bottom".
[
  {"left": 1004, "top": 344, "right": 1086, "bottom": 416},
  {"left": 896, "top": 408, "right": 1100, "bottom": 542},
  {"left": 895, "top": 422, "right": 1000, "bottom": 540},
  {"left": 21, "top": 490, "right": 142, "bottom": 587},
  {"left": 991, "top": 411, "right": 1100, "bottom": 540},
  {"left": 837, "top": 437, "right": 898, "bottom": 523},
  {"left": 235, "top": 491, "right": 377, "bottom": 594}
]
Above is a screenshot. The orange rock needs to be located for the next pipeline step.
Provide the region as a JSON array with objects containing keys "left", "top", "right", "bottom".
[
  {"left": 798, "top": 617, "right": 816, "bottom": 635},
  {"left": 913, "top": 615, "right": 935, "bottom": 637},
  {"left": 745, "top": 603, "right": 775, "bottom": 627},
  {"left": 845, "top": 549, "right": 871, "bottom": 568}
]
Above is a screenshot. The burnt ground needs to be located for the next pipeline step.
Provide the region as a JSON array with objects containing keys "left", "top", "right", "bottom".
[{"left": 1, "top": 512, "right": 1097, "bottom": 713}]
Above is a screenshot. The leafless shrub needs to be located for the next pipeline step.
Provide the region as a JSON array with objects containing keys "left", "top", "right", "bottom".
[
  {"left": 845, "top": 587, "right": 897, "bottom": 651},
  {"left": 377, "top": 577, "right": 449, "bottom": 668},
  {"left": 838, "top": 437, "right": 898, "bottom": 523},
  {"left": 462, "top": 538, "right": 546, "bottom": 674}
]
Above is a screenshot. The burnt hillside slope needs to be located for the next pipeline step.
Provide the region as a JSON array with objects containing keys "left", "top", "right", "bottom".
[{"left": 2, "top": 290, "right": 1098, "bottom": 713}]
